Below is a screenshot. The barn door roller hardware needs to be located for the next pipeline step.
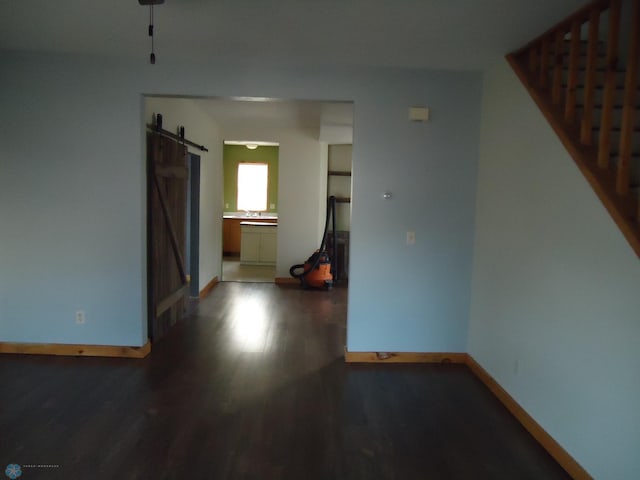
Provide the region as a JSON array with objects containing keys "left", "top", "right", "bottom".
[
  {"left": 138, "top": 0, "right": 165, "bottom": 64},
  {"left": 148, "top": 114, "right": 209, "bottom": 152}
]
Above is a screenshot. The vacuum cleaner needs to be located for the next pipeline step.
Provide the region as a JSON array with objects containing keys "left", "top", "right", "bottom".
[{"left": 289, "top": 196, "right": 337, "bottom": 289}]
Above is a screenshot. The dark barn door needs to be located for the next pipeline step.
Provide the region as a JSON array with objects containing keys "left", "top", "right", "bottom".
[{"left": 147, "top": 132, "right": 189, "bottom": 341}]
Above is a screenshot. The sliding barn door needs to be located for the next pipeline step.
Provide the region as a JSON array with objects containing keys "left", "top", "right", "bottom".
[{"left": 147, "top": 132, "right": 189, "bottom": 341}]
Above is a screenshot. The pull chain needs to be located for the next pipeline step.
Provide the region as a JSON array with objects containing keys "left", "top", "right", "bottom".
[{"left": 149, "top": 4, "right": 156, "bottom": 64}]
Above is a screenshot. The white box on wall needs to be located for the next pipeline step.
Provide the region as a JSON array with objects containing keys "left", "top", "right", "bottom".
[{"left": 409, "top": 106, "right": 430, "bottom": 122}]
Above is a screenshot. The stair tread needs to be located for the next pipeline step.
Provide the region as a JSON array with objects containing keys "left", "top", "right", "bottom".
[
  {"left": 610, "top": 152, "right": 640, "bottom": 157},
  {"left": 556, "top": 51, "right": 606, "bottom": 57},
  {"left": 577, "top": 104, "right": 626, "bottom": 109},
  {"left": 563, "top": 39, "right": 605, "bottom": 44},
  {"left": 548, "top": 65, "right": 624, "bottom": 73},
  {"left": 563, "top": 84, "right": 638, "bottom": 90},
  {"left": 593, "top": 126, "right": 640, "bottom": 132},
  {"left": 592, "top": 67, "right": 622, "bottom": 73}
]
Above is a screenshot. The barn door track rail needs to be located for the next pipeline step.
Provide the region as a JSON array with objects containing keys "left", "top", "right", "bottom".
[{"left": 146, "top": 113, "right": 209, "bottom": 152}]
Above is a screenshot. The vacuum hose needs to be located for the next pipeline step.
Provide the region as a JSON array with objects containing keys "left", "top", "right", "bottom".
[{"left": 289, "top": 196, "right": 337, "bottom": 281}]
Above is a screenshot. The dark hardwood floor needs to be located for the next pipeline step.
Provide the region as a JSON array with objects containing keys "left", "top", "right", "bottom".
[{"left": 0, "top": 283, "right": 570, "bottom": 479}]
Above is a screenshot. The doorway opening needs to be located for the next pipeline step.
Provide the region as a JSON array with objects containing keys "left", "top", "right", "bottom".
[
  {"left": 222, "top": 141, "right": 279, "bottom": 283},
  {"left": 144, "top": 94, "right": 354, "bottom": 323}
]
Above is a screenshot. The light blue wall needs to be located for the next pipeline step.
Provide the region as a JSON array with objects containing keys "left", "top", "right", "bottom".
[
  {"left": 0, "top": 53, "right": 147, "bottom": 345},
  {"left": 348, "top": 73, "right": 482, "bottom": 352},
  {"left": 469, "top": 59, "right": 640, "bottom": 480},
  {"left": 0, "top": 50, "right": 482, "bottom": 350}
]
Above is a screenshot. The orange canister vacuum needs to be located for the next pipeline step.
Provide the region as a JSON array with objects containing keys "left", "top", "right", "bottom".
[{"left": 289, "top": 196, "right": 337, "bottom": 289}]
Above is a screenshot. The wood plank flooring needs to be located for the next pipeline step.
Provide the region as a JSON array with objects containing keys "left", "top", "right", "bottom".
[
  {"left": 222, "top": 257, "right": 276, "bottom": 283},
  {"left": 0, "top": 283, "right": 571, "bottom": 479}
]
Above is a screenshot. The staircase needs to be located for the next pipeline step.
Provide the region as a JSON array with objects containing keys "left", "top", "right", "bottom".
[{"left": 507, "top": 0, "right": 640, "bottom": 256}]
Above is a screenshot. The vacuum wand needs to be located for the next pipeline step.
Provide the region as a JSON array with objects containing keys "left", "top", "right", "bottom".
[{"left": 289, "top": 196, "right": 337, "bottom": 289}]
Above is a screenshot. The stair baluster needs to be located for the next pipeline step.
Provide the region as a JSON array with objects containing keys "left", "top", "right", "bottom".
[
  {"left": 580, "top": 8, "right": 601, "bottom": 144},
  {"left": 616, "top": 0, "right": 640, "bottom": 195},
  {"left": 565, "top": 20, "right": 582, "bottom": 122},
  {"left": 597, "top": 0, "right": 621, "bottom": 169},
  {"left": 553, "top": 29, "right": 566, "bottom": 104}
]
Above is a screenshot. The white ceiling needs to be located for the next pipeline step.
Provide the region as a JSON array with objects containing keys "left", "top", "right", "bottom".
[{"left": 0, "top": 0, "right": 587, "bottom": 70}]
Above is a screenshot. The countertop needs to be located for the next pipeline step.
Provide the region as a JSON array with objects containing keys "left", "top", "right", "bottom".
[
  {"left": 240, "top": 221, "right": 277, "bottom": 227},
  {"left": 224, "top": 213, "right": 278, "bottom": 220}
]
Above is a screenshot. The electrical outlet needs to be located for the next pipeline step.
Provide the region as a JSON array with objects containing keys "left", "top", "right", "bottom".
[
  {"left": 75, "top": 310, "right": 86, "bottom": 324},
  {"left": 225, "top": 203, "right": 229, "bottom": 209},
  {"left": 270, "top": 203, "right": 276, "bottom": 210},
  {"left": 406, "top": 231, "right": 416, "bottom": 245}
]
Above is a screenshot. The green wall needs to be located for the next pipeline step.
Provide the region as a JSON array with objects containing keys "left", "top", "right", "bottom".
[{"left": 223, "top": 145, "right": 279, "bottom": 213}]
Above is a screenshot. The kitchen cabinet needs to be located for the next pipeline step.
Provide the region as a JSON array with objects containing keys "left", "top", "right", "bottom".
[
  {"left": 224, "top": 217, "right": 277, "bottom": 256},
  {"left": 223, "top": 218, "right": 242, "bottom": 256},
  {"left": 240, "top": 223, "right": 277, "bottom": 265}
]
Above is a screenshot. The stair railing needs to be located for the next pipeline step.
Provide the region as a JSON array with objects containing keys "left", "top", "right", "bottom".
[{"left": 507, "top": 0, "right": 640, "bottom": 256}]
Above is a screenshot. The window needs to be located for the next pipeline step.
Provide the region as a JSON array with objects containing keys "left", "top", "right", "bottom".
[{"left": 237, "top": 163, "right": 268, "bottom": 211}]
